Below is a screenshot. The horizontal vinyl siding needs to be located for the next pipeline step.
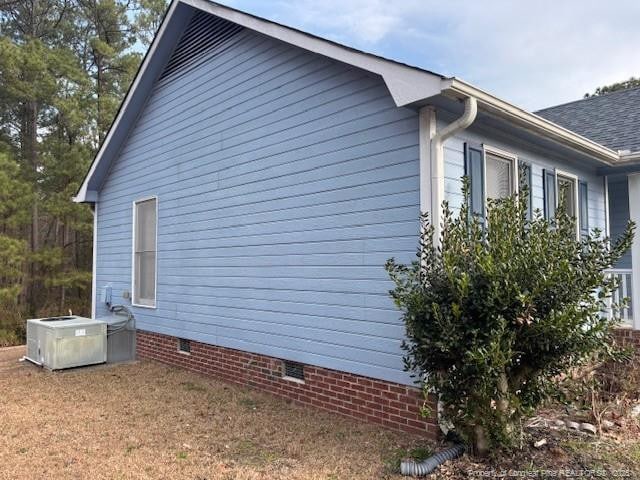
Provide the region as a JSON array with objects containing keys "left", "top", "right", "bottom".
[
  {"left": 95, "top": 29, "right": 420, "bottom": 385},
  {"left": 443, "top": 127, "right": 607, "bottom": 233}
]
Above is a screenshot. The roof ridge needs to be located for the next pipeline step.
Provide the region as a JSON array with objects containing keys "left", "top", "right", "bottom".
[{"left": 536, "top": 85, "right": 640, "bottom": 113}]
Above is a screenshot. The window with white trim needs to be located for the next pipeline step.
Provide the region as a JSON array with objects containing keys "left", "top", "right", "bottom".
[
  {"left": 543, "top": 169, "right": 586, "bottom": 238},
  {"left": 557, "top": 173, "right": 577, "bottom": 218},
  {"left": 464, "top": 144, "right": 519, "bottom": 220},
  {"left": 556, "top": 171, "right": 581, "bottom": 238},
  {"left": 484, "top": 148, "right": 518, "bottom": 201},
  {"left": 133, "top": 197, "right": 157, "bottom": 307}
]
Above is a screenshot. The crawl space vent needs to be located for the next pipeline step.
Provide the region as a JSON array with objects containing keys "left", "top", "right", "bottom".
[
  {"left": 178, "top": 338, "right": 191, "bottom": 354},
  {"left": 159, "top": 10, "right": 244, "bottom": 83},
  {"left": 282, "top": 360, "right": 304, "bottom": 381}
]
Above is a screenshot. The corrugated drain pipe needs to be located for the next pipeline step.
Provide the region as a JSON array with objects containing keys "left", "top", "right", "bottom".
[{"left": 400, "top": 444, "right": 466, "bottom": 476}]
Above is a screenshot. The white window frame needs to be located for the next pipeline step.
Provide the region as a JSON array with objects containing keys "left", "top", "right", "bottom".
[
  {"left": 483, "top": 145, "right": 519, "bottom": 204},
  {"left": 555, "top": 169, "right": 580, "bottom": 239},
  {"left": 131, "top": 196, "right": 158, "bottom": 309}
]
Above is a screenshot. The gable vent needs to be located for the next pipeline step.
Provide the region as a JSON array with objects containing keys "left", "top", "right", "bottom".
[
  {"left": 159, "top": 10, "right": 244, "bottom": 83},
  {"left": 282, "top": 360, "right": 305, "bottom": 382}
]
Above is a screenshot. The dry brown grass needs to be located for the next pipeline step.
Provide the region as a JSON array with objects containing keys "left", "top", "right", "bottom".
[{"left": 0, "top": 347, "right": 428, "bottom": 480}]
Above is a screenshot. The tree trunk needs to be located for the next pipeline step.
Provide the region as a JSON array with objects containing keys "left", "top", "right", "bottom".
[
  {"left": 96, "top": 53, "right": 104, "bottom": 144},
  {"left": 497, "top": 371, "right": 515, "bottom": 438},
  {"left": 497, "top": 372, "right": 510, "bottom": 414},
  {"left": 474, "top": 425, "right": 489, "bottom": 457},
  {"left": 21, "top": 100, "right": 39, "bottom": 316}
]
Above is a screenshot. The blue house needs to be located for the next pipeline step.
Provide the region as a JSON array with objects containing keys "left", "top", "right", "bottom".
[
  {"left": 537, "top": 87, "right": 640, "bottom": 320},
  {"left": 75, "top": 0, "right": 640, "bottom": 434}
]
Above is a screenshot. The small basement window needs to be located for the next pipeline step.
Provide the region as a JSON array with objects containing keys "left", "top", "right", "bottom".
[
  {"left": 282, "top": 360, "right": 305, "bottom": 383},
  {"left": 178, "top": 338, "right": 191, "bottom": 354}
]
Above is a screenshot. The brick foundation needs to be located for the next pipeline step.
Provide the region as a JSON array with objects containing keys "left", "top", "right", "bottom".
[
  {"left": 136, "top": 330, "right": 438, "bottom": 437},
  {"left": 613, "top": 327, "right": 640, "bottom": 348}
]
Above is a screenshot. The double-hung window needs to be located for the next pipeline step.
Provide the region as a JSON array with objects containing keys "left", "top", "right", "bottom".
[
  {"left": 133, "top": 197, "right": 157, "bottom": 307},
  {"left": 543, "top": 169, "right": 588, "bottom": 238},
  {"left": 465, "top": 144, "right": 588, "bottom": 238},
  {"left": 485, "top": 148, "right": 518, "bottom": 201},
  {"left": 556, "top": 172, "right": 578, "bottom": 218},
  {"left": 464, "top": 143, "right": 518, "bottom": 220}
]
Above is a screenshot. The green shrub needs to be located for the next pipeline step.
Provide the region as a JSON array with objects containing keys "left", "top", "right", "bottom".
[{"left": 385, "top": 183, "right": 633, "bottom": 455}]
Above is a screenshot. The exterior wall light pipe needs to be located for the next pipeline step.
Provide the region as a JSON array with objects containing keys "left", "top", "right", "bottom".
[{"left": 430, "top": 96, "right": 477, "bottom": 244}]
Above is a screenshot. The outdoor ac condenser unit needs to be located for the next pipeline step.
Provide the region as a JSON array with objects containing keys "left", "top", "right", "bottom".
[{"left": 25, "top": 316, "right": 107, "bottom": 370}]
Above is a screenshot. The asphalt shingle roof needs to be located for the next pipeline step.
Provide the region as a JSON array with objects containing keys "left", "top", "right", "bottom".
[{"left": 536, "top": 87, "right": 640, "bottom": 153}]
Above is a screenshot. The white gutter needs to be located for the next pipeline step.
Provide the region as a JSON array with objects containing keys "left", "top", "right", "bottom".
[
  {"left": 430, "top": 96, "right": 478, "bottom": 244},
  {"left": 441, "top": 78, "right": 620, "bottom": 165},
  {"left": 620, "top": 151, "right": 640, "bottom": 163}
]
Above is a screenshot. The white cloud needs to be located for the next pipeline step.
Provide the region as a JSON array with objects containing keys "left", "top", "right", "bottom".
[
  {"left": 226, "top": 0, "right": 640, "bottom": 109},
  {"left": 423, "top": 0, "right": 640, "bottom": 109},
  {"left": 272, "top": 0, "right": 414, "bottom": 44}
]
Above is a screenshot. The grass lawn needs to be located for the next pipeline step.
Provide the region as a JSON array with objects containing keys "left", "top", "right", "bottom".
[
  {"left": 3, "top": 345, "right": 640, "bottom": 479},
  {"left": 0, "top": 346, "right": 426, "bottom": 480}
]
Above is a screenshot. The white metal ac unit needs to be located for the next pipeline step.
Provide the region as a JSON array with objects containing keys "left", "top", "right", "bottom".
[{"left": 25, "top": 316, "right": 107, "bottom": 370}]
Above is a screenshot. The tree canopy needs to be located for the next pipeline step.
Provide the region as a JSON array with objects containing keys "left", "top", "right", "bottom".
[
  {"left": 0, "top": 1, "right": 167, "bottom": 341},
  {"left": 584, "top": 76, "right": 640, "bottom": 97}
]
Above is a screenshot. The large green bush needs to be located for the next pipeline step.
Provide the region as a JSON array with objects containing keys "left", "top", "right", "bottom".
[{"left": 386, "top": 184, "right": 633, "bottom": 455}]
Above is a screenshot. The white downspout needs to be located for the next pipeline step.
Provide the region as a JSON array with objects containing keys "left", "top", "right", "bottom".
[
  {"left": 430, "top": 97, "right": 478, "bottom": 244},
  {"left": 424, "top": 97, "right": 477, "bottom": 436}
]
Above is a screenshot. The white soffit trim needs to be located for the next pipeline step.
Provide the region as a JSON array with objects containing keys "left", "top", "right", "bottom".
[{"left": 183, "top": 0, "right": 444, "bottom": 107}]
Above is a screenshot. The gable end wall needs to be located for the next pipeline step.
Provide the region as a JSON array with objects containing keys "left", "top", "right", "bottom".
[{"left": 95, "top": 27, "right": 421, "bottom": 386}]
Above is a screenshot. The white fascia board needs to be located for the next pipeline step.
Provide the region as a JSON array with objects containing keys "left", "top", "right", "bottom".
[
  {"left": 183, "top": 0, "right": 444, "bottom": 106},
  {"left": 441, "top": 78, "right": 620, "bottom": 165}
]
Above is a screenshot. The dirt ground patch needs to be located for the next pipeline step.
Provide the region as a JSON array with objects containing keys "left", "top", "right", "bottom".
[
  {"left": 430, "top": 430, "right": 640, "bottom": 479},
  {"left": 0, "top": 346, "right": 428, "bottom": 480}
]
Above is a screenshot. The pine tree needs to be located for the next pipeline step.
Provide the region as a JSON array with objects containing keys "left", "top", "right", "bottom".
[
  {"left": 0, "top": 151, "right": 33, "bottom": 344},
  {"left": 133, "top": 0, "right": 168, "bottom": 46},
  {"left": 0, "top": 33, "right": 87, "bottom": 314},
  {"left": 75, "top": 0, "right": 142, "bottom": 142},
  {"left": 0, "top": 0, "right": 168, "bottom": 331}
]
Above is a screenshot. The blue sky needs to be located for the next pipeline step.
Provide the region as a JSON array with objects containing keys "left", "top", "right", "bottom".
[{"left": 221, "top": 0, "right": 640, "bottom": 111}]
